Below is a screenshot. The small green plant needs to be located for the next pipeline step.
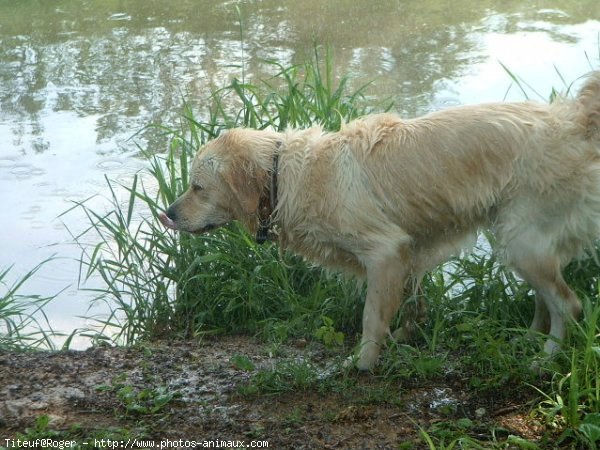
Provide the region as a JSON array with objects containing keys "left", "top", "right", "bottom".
[
  {"left": 16, "top": 414, "right": 64, "bottom": 441},
  {"left": 379, "top": 341, "right": 445, "bottom": 380},
  {"left": 96, "top": 375, "right": 177, "bottom": 418},
  {"left": 230, "top": 354, "right": 256, "bottom": 372},
  {"left": 115, "top": 385, "right": 176, "bottom": 417},
  {"left": 238, "top": 358, "right": 321, "bottom": 396},
  {"left": 315, "top": 315, "right": 345, "bottom": 348},
  {"left": 579, "top": 413, "right": 600, "bottom": 449}
]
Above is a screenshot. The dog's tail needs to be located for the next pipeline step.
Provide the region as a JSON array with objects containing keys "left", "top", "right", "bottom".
[{"left": 576, "top": 71, "right": 600, "bottom": 137}]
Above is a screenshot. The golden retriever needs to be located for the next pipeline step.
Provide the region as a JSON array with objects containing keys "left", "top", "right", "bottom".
[{"left": 160, "top": 71, "right": 600, "bottom": 370}]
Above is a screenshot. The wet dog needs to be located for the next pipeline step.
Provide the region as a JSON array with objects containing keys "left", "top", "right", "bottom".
[{"left": 160, "top": 71, "right": 600, "bottom": 370}]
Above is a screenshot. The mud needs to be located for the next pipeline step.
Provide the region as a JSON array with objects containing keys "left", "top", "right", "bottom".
[{"left": 0, "top": 336, "right": 548, "bottom": 448}]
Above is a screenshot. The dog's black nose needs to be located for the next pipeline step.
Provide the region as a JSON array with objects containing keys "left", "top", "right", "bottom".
[
  {"left": 166, "top": 206, "right": 177, "bottom": 222},
  {"left": 159, "top": 206, "right": 178, "bottom": 230}
]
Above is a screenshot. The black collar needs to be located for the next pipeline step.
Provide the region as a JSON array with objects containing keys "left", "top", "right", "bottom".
[{"left": 256, "top": 142, "right": 281, "bottom": 244}]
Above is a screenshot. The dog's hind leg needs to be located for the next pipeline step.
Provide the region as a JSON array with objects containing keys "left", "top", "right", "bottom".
[
  {"left": 506, "top": 242, "right": 582, "bottom": 356},
  {"left": 355, "top": 247, "right": 411, "bottom": 370}
]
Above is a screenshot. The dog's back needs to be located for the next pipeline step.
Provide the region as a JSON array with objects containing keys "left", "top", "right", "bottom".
[{"left": 342, "top": 74, "right": 600, "bottom": 233}]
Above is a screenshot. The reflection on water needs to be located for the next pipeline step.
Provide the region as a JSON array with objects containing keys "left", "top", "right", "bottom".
[{"left": 0, "top": 0, "right": 598, "bottom": 347}]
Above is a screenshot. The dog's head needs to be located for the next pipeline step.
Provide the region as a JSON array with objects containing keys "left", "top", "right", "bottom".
[{"left": 159, "top": 128, "right": 280, "bottom": 235}]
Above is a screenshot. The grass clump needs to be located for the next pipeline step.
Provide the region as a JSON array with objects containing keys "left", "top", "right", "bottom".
[
  {"left": 533, "top": 297, "right": 600, "bottom": 447},
  {"left": 0, "top": 260, "right": 56, "bottom": 351}
]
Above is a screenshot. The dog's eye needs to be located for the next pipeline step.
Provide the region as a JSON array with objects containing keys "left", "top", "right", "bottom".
[{"left": 192, "top": 183, "right": 204, "bottom": 192}]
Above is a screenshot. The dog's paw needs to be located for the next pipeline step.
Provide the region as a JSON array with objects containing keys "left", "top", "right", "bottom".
[
  {"left": 357, "top": 347, "right": 381, "bottom": 371},
  {"left": 342, "top": 353, "right": 377, "bottom": 371}
]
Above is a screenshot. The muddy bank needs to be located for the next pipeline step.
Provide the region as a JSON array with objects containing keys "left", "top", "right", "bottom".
[{"left": 0, "top": 336, "right": 546, "bottom": 448}]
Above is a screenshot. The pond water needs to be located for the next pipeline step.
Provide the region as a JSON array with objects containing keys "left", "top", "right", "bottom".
[{"left": 0, "top": 0, "right": 599, "bottom": 347}]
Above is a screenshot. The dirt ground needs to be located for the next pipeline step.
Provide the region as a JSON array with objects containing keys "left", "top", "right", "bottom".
[{"left": 0, "top": 336, "right": 550, "bottom": 449}]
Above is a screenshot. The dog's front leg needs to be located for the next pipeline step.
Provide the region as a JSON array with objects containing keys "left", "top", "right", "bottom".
[{"left": 356, "top": 251, "right": 410, "bottom": 370}]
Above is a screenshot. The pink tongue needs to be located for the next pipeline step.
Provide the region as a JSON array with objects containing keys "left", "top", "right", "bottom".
[{"left": 159, "top": 212, "right": 177, "bottom": 230}]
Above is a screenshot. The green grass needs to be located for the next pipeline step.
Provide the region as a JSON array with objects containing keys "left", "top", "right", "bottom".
[
  {"left": 0, "top": 260, "right": 56, "bottom": 351},
  {"left": 532, "top": 297, "right": 600, "bottom": 448}
]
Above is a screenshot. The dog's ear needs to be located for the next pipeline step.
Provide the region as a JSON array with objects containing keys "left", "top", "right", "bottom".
[{"left": 223, "top": 163, "right": 265, "bottom": 215}]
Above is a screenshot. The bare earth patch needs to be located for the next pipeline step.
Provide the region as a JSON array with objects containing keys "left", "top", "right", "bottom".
[{"left": 0, "top": 336, "right": 550, "bottom": 448}]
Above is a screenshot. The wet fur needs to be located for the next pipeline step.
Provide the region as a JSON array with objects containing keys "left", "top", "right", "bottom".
[{"left": 163, "top": 71, "right": 600, "bottom": 370}]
